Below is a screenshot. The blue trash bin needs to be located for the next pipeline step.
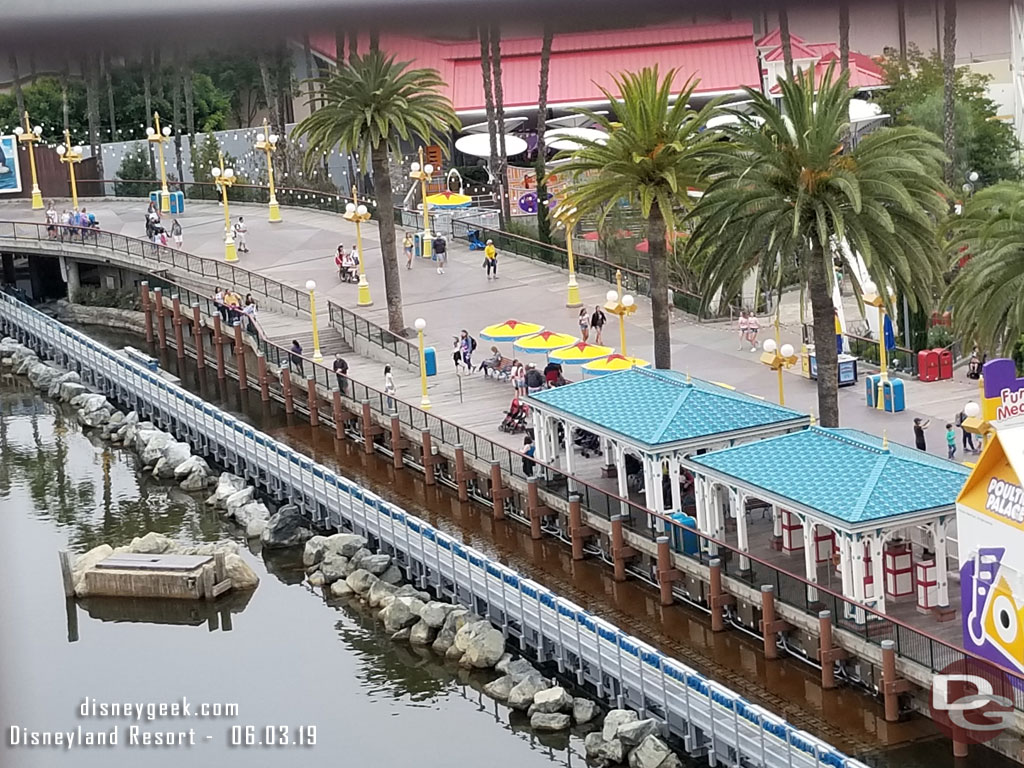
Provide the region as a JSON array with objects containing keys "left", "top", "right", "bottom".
[
  {"left": 669, "top": 513, "right": 698, "bottom": 556},
  {"left": 423, "top": 346, "right": 437, "bottom": 377},
  {"left": 883, "top": 378, "right": 906, "bottom": 413},
  {"left": 865, "top": 374, "right": 881, "bottom": 408},
  {"left": 169, "top": 190, "right": 185, "bottom": 214},
  {"left": 149, "top": 191, "right": 161, "bottom": 207}
]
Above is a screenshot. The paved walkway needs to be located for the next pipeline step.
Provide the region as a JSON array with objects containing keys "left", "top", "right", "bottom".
[{"left": 0, "top": 198, "right": 979, "bottom": 461}]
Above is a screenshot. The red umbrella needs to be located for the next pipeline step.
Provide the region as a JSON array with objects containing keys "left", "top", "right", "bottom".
[
  {"left": 583, "top": 229, "right": 633, "bottom": 242},
  {"left": 635, "top": 231, "right": 688, "bottom": 252}
]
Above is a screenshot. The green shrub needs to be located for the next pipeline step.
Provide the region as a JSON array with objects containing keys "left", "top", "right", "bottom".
[
  {"left": 77, "top": 286, "right": 141, "bottom": 311},
  {"left": 927, "top": 324, "right": 955, "bottom": 349}
]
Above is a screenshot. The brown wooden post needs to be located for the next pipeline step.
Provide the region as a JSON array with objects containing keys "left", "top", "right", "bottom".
[
  {"left": 171, "top": 295, "right": 185, "bottom": 359},
  {"left": 281, "top": 368, "right": 294, "bottom": 414},
  {"left": 213, "top": 315, "right": 226, "bottom": 380},
  {"left": 153, "top": 287, "right": 167, "bottom": 349},
  {"left": 759, "top": 585, "right": 792, "bottom": 660},
  {"left": 610, "top": 514, "right": 636, "bottom": 582},
  {"left": 233, "top": 324, "right": 246, "bottom": 390},
  {"left": 332, "top": 391, "right": 345, "bottom": 439},
  {"left": 526, "top": 477, "right": 545, "bottom": 540},
  {"left": 191, "top": 303, "right": 205, "bottom": 367},
  {"left": 489, "top": 460, "right": 509, "bottom": 521},
  {"left": 818, "top": 610, "right": 847, "bottom": 690},
  {"left": 257, "top": 353, "right": 270, "bottom": 401},
  {"left": 307, "top": 378, "right": 320, "bottom": 426},
  {"left": 880, "top": 639, "right": 910, "bottom": 723},
  {"left": 708, "top": 558, "right": 733, "bottom": 632},
  {"left": 390, "top": 415, "right": 407, "bottom": 469},
  {"left": 421, "top": 430, "right": 437, "bottom": 485},
  {"left": 454, "top": 444, "right": 469, "bottom": 502},
  {"left": 140, "top": 281, "right": 153, "bottom": 343},
  {"left": 362, "top": 400, "right": 375, "bottom": 454},
  {"left": 569, "top": 495, "right": 593, "bottom": 560},
  {"left": 656, "top": 535, "right": 680, "bottom": 607}
]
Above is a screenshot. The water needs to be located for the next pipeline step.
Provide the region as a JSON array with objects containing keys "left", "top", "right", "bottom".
[{"left": 0, "top": 378, "right": 586, "bottom": 768}]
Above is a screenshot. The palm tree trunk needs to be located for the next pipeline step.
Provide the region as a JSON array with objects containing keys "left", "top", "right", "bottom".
[
  {"left": 942, "top": 0, "right": 957, "bottom": 186},
  {"left": 349, "top": 31, "right": 358, "bottom": 63},
  {"left": 897, "top": 0, "right": 908, "bottom": 64},
  {"left": 104, "top": 53, "right": 117, "bottom": 137},
  {"left": 182, "top": 58, "right": 196, "bottom": 177},
  {"left": 370, "top": 144, "right": 406, "bottom": 335},
  {"left": 335, "top": 28, "right": 345, "bottom": 65},
  {"left": 85, "top": 53, "right": 104, "bottom": 181},
  {"left": 369, "top": 30, "right": 380, "bottom": 52},
  {"left": 9, "top": 54, "right": 24, "bottom": 119},
  {"left": 172, "top": 52, "right": 184, "bottom": 184},
  {"left": 490, "top": 25, "right": 512, "bottom": 225},
  {"left": 258, "top": 54, "right": 282, "bottom": 177},
  {"left": 479, "top": 27, "right": 501, "bottom": 227},
  {"left": 303, "top": 33, "right": 317, "bottom": 113},
  {"left": 648, "top": 205, "right": 672, "bottom": 369},
  {"left": 143, "top": 62, "right": 156, "bottom": 176},
  {"left": 778, "top": 1, "right": 795, "bottom": 80},
  {"left": 60, "top": 60, "right": 71, "bottom": 133},
  {"left": 807, "top": 245, "right": 840, "bottom": 426},
  {"left": 839, "top": 0, "right": 850, "bottom": 75},
  {"left": 535, "top": 28, "right": 554, "bottom": 244}
]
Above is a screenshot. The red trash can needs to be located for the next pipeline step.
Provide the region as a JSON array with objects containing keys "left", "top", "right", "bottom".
[
  {"left": 938, "top": 348, "right": 953, "bottom": 380},
  {"left": 918, "top": 349, "right": 939, "bottom": 382}
]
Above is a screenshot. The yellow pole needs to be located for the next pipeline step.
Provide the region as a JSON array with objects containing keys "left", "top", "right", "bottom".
[
  {"left": 352, "top": 185, "right": 373, "bottom": 307},
  {"left": 418, "top": 328, "right": 431, "bottom": 410},
  {"left": 876, "top": 304, "right": 887, "bottom": 411},
  {"left": 565, "top": 216, "right": 582, "bottom": 308},
  {"left": 619, "top": 313, "right": 628, "bottom": 357},
  {"left": 22, "top": 112, "right": 42, "bottom": 210},
  {"left": 309, "top": 286, "right": 322, "bottom": 362},
  {"left": 263, "top": 119, "right": 281, "bottom": 223},
  {"left": 219, "top": 152, "right": 237, "bottom": 263},
  {"left": 419, "top": 147, "right": 432, "bottom": 258},
  {"left": 154, "top": 112, "right": 170, "bottom": 213},
  {"left": 64, "top": 130, "right": 79, "bottom": 210}
]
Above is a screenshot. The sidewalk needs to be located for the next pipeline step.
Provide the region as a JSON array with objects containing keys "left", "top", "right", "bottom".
[{"left": 0, "top": 198, "right": 979, "bottom": 460}]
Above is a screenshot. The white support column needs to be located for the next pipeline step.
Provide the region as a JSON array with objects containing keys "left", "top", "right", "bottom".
[
  {"left": 839, "top": 535, "right": 853, "bottom": 597},
  {"left": 711, "top": 485, "right": 727, "bottom": 540},
  {"left": 851, "top": 535, "right": 867, "bottom": 624},
  {"left": 803, "top": 517, "right": 818, "bottom": 603},
  {"left": 694, "top": 477, "right": 708, "bottom": 534},
  {"left": 734, "top": 489, "right": 750, "bottom": 573},
  {"left": 615, "top": 445, "right": 629, "bottom": 498},
  {"left": 670, "top": 457, "right": 682, "bottom": 513},
  {"left": 643, "top": 456, "right": 658, "bottom": 511},
  {"left": 548, "top": 416, "right": 560, "bottom": 465},
  {"left": 772, "top": 504, "right": 782, "bottom": 538},
  {"left": 934, "top": 518, "right": 950, "bottom": 607},
  {"left": 871, "top": 535, "right": 886, "bottom": 615},
  {"left": 563, "top": 420, "right": 576, "bottom": 475},
  {"left": 533, "top": 409, "right": 547, "bottom": 463},
  {"left": 602, "top": 437, "right": 613, "bottom": 471}
]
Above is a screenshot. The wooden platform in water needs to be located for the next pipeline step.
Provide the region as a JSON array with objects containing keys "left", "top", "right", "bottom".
[{"left": 79, "top": 553, "right": 232, "bottom": 601}]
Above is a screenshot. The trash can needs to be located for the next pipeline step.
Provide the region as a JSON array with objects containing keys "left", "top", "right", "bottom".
[
  {"left": 423, "top": 346, "right": 437, "bottom": 377},
  {"left": 938, "top": 348, "right": 953, "bottom": 380},
  {"left": 883, "top": 378, "right": 906, "bottom": 413},
  {"left": 918, "top": 349, "right": 939, "bottom": 382},
  {"left": 669, "top": 513, "right": 698, "bottom": 556},
  {"left": 149, "top": 191, "right": 161, "bottom": 207},
  {"left": 169, "top": 190, "right": 185, "bottom": 215},
  {"left": 865, "top": 374, "right": 882, "bottom": 408}
]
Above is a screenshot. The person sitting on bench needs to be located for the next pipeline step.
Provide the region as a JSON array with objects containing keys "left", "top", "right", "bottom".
[{"left": 479, "top": 346, "right": 504, "bottom": 378}]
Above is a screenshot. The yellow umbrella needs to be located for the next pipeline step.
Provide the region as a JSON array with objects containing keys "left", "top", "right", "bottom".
[
  {"left": 479, "top": 319, "right": 545, "bottom": 342},
  {"left": 549, "top": 341, "right": 615, "bottom": 365},
  {"left": 513, "top": 331, "right": 578, "bottom": 355},
  {"left": 582, "top": 353, "right": 651, "bottom": 376},
  {"left": 425, "top": 190, "right": 473, "bottom": 208}
]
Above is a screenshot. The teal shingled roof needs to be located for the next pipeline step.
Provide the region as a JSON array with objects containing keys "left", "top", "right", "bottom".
[
  {"left": 691, "top": 426, "right": 970, "bottom": 525},
  {"left": 528, "top": 368, "right": 805, "bottom": 448}
]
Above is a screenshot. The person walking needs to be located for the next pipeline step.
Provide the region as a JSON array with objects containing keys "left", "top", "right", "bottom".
[
  {"left": 746, "top": 313, "right": 760, "bottom": 351},
  {"left": 45, "top": 202, "right": 57, "bottom": 239},
  {"left": 213, "top": 287, "right": 228, "bottom": 323},
  {"left": 383, "top": 364, "right": 396, "bottom": 411},
  {"left": 591, "top": 305, "right": 607, "bottom": 345},
  {"left": 483, "top": 239, "right": 498, "bottom": 279},
  {"left": 737, "top": 310, "right": 750, "bottom": 350},
  {"left": 524, "top": 363, "right": 545, "bottom": 394},
  {"left": 171, "top": 218, "right": 183, "bottom": 248},
  {"left": 913, "top": 418, "right": 929, "bottom": 451},
  {"left": 522, "top": 435, "right": 536, "bottom": 477},
  {"left": 234, "top": 216, "right": 249, "bottom": 253},
  {"left": 511, "top": 359, "right": 526, "bottom": 397},
  {"left": 451, "top": 336, "right": 464, "bottom": 372},
  {"left": 403, "top": 232, "right": 414, "bottom": 270},
  {"left": 333, "top": 353, "right": 349, "bottom": 396},
  {"left": 946, "top": 423, "right": 957, "bottom": 460},
  {"left": 290, "top": 339, "right": 304, "bottom": 376},
  {"left": 957, "top": 409, "right": 977, "bottom": 454},
  {"left": 578, "top": 308, "right": 590, "bottom": 343},
  {"left": 460, "top": 329, "right": 476, "bottom": 371},
  {"left": 433, "top": 234, "right": 447, "bottom": 274}
]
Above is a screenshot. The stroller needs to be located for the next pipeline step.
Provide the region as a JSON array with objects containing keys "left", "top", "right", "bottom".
[
  {"left": 499, "top": 397, "right": 530, "bottom": 434},
  {"left": 467, "top": 229, "right": 487, "bottom": 251},
  {"left": 573, "top": 428, "right": 601, "bottom": 458}
]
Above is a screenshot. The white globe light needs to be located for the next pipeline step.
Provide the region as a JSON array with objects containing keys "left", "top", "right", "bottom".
[
  {"left": 969, "top": 171, "right": 980, "bottom": 183},
  {"left": 357, "top": 204, "right": 367, "bottom": 215},
  {"left": 863, "top": 280, "right": 878, "bottom": 297},
  {"left": 146, "top": 127, "right": 155, "bottom": 137},
  {"left": 424, "top": 163, "right": 434, "bottom": 174},
  {"left": 414, "top": 317, "right": 427, "bottom": 331},
  {"left": 345, "top": 202, "right": 356, "bottom": 213},
  {"left": 269, "top": 134, "right": 278, "bottom": 144},
  {"left": 224, "top": 168, "right": 234, "bottom": 178},
  {"left": 780, "top": 343, "right": 795, "bottom": 358},
  {"left": 32, "top": 126, "right": 41, "bottom": 135},
  {"left": 606, "top": 290, "right": 618, "bottom": 303},
  {"left": 305, "top": 279, "right": 317, "bottom": 291},
  {"left": 211, "top": 167, "right": 221, "bottom": 177},
  {"left": 56, "top": 145, "right": 66, "bottom": 156},
  {"left": 622, "top": 294, "right": 634, "bottom": 308},
  {"left": 162, "top": 126, "right": 171, "bottom": 136},
  {"left": 410, "top": 162, "right": 420, "bottom": 172},
  {"left": 256, "top": 133, "right": 266, "bottom": 142},
  {"left": 13, "top": 127, "right": 23, "bottom": 136},
  {"left": 762, "top": 338, "right": 778, "bottom": 354},
  {"left": 964, "top": 401, "right": 981, "bottom": 418}
]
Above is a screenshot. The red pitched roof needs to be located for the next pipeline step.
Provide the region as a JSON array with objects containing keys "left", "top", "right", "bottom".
[
  {"left": 764, "top": 40, "right": 820, "bottom": 61},
  {"left": 769, "top": 52, "right": 886, "bottom": 94},
  {"left": 755, "top": 28, "right": 806, "bottom": 49}
]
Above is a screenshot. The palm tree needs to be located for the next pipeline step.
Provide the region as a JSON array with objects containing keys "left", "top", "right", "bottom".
[
  {"left": 84, "top": 53, "right": 104, "bottom": 180},
  {"left": 943, "top": 183, "right": 1024, "bottom": 353},
  {"left": 104, "top": 53, "right": 117, "bottom": 138},
  {"left": 295, "top": 51, "right": 460, "bottom": 334},
  {"left": 942, "top": 0, "right": 957, "bottom": 186},
  {"left": 478, "top": 26, "right": 501, "bottom": 226},
  {"left": 535, "top": 28, "right": 554, "bottom": 243},
  {"left": 687, "top": 65, "right": 948, "bottom": 426},
  {"left": 839, "top": 0, "right": 850, "bottom": 74},
  {"left": 558, "top": 68, "right": 723, "bottom": 369},
  {"left": 8, "top": 54, "right": 24, "bottom": 118},
  {"left": 778, "top": 0, "right": 795, "bottom": 80},
  {"left": 490, "top": 25, "right": 512, "bottom": 225}
]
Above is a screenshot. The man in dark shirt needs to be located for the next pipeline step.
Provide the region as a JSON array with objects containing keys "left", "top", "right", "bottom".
[
  {"left": 524, "top": 363, "right": 545, "bottom": 393},
  {"left": 333, "top": 353, "right": 349, "bottom": 395},
  {"left": 290, "top": 340, "right": 304, "bottom": 376},
  {"left": 913, "top": 418, "right": 929, "bottom": 451}
]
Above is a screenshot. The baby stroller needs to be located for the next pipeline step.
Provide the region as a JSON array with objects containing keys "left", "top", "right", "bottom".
[
  {"left": 499, "top": 397, "right": 530, "bottom": 434},
  {"left": 467, "top": 229, "right": 487, "bottom": 251},
  {"left": 573, "top": 428, "right": 601, "bottom": 458}
]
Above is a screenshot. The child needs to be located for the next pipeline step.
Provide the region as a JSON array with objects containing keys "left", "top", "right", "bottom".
[{"left": 946, "top": 423, "right": 956, "bottom": 460}]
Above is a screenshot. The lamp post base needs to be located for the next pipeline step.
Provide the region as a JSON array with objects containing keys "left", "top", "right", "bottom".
[
  {"left": 160, "top": 190, "right": 171, "bottom": 214},
  {"left": 312, "top": 349, "right": 323, "bottom": 363},
  {"left": 566, "top": 277, "right": 582, "bottom": 309},
  {"left": 421, "top": 396, "right": 431, "bottom": 410},
  {"left": 357, "top": 276, "right": 373, "bottom": 307},
  {"left": 224, "top": 238, "right": 238, "bottom": 263},
  {"left": 268, "top": 199, "right": 282, "bottom": 223},
  {"left": 420, "top": 230, "right": 433, "bottom": 259},
  {"left": 31, "top": 187, "right": 43, "bottom": 210}
]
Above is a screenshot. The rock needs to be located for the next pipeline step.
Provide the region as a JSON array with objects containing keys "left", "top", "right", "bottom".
[
  {"left": 394, "top": 584, "right": 430, "bottom": 602},
  {"left": 329, "top": 580, "right": 354, "bottom": 598},
  {"left": 494, "top": 653, "right": 514, "bottom": 674},
  {"left": 0, "top": 337, "right": 22, "bottom": 356},
  {"left": 13, "top": 353, "right": 39, "bottom": 375},
  {"left": 617, "top": 718, "right": 658, "bottom": 748},
  {"left": 420, "top": 601, "right": 457, "bottom": 629},
  {"left": 140, "top": 433, "right": 173, "bottom": 465},
  {"left": 79, "top": 407, "right": 113, "bottom": 428},
  {"left": 377, "top": 563, "right": 404, "bottom": 584},
  {"left": 530, "top": 712, "right": 571, "bottom": 732},
  {"left": 303, "top": 536, "right": 329, "bottom": 566},
  {"left": 345, "top": 568, "right": 378, "bottom": 595},
  {"left": 307, "top": 571, "right": 326, "bottom": 587},
  {"left": 455, "top": 621, "right": 506, "bottom": 668},
  {"left": 367, "top": 579, "right": 399, "bottom": 608},
  {"left": 430, "top": 608, "right": 470, "bottom": 655},
  {"left": 235, "top": 502, "right": 269, "bottom": 528},
  {"left": 78, "top": 394, "right": 110, "bottom": 414},
  {"left": 348, "top": 547, "right": 372, "bottom": 571},
  {"left": 154, "top": 442, "right": 191, "bottom": 476},
  {"left": 444, "top": 644, "right": 465, "bottom": 662},
  {"left": 627, "top": 735, "right": 673, "bottom": 768},
  {"left": 572, "top": 698, "right": 599, "bottom": 725},
  {"left": 319, "top": 552, "right": 350, "bottom": 584},
  {"left": 391, "top": 628, "right": 411, "bottom": 642},
  {"left": 27, "top": 362, "right": 59, "bottom": 389},
  {"left": 507, "top": 674, "right": 551, "bottom": 711},
  {"left": 584, "top": 731, "right": 606, "bottom": 760},
  {"left": 531, "top": 686, "right": 573, "bottom": 714},
  {"left": 223, "top": 553, "right": 259, "bottom": 589},
  {"left": 71, "top": 544, "right": 114, "bottom": 596},
  {"left": 207, "top": 473, "right": 247, "bottom": 507},
  {"left": 132, "top": 425, "right": 160, "bottom": 454},
  {"left": 657, "top": 755, "right": 683, "bottom": 768},
  {"left": 322, "top": 532, "right": 367, "bottom": 558},
  {"left": 360, "top": 553, "right": 392, "bottom": 576},
  {"left": 48, "top": 370, "right": 80, "bottom": 399},
  {"left": 483, "top": 675, "right": 515, "bottom": 702},
  {"left": 597, "top": 736, "right": 626, "bottom": 765},
  {"left": 260, "top": 506, "right": 314, "bottom": 550},
  {"left": 224, "top": 487, "right": 255, "bottom": 516},
  {"left": 179, "top": 469, "right": 208, "bottom": 492},
  {"left": 505, "top": 658, "right": 539, "bottom": 684},
  {"left": 380, "top": 596, "right": 425, "bottom": 632},
  {"left": 173, "top": 455, "right": 209, "bottom": 480},
  {"left": 409, "top": 619, "right": 436, "bottom": 645},
  {"left": 128, "top": 532, "right": 174, "bottom": 554},
  {"left": 377, "top": 595, "right": 397, "bottom": 610},
  {"left": 178, "top": 541, "right": 241, "bottom": 557},
  {"left": 59, "top": 381, "right": 88, "bottom": 403},
  {"left": 603, "top": 709, "right": 640, "bottom": 742},
  {"left": 244, "top": 517, "right": 267, "bottom": 540}
]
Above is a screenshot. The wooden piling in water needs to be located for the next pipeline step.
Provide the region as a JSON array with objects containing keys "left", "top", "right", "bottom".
[
  {"left": 257, "top": 353, "right": 269, "bottom": 401},
  {"left": 307, "top": 379, "right": 319, "bottom": 426},
  {"left": 140, "top": 281, "right": 153, "bottom": 343},
  {"left": 171, "top": 296, "right": 185, "bottom": 359},
  {"left": 656, "top": 535, "right": 680, "bottom": 606},
  {"left": 59, "top": 550, "right": 75, "bottom": 597},
  {"left": 454, "top": 444, "right": 469, "bottom": 502},
  {"left": 154, "top": 287, "right": 167, "bottom": 349},
  {"left": 526, "top": 477, "right": 546, "bottom": 540},
  {"left": 489, "top": 461, "right": 509, "bottom": 520},
  {"left": 421, "top": 430, "right": 437, "bottom": 485},
  {"left": 332, "top": 391, "right": 345, "bottom": 439},
  {"left": 390, "top": 415, "right": 407, "bottom": 469},
  {"left": 213, "top": 316, "right": 226, "bottom": 380},
  {"left": 233, "top": 325, "right": 246, "bottom": 390},
  {"left": 569, "top": 495, "right": 592, "bottom": 560},
  {"left": 282, "top": 369, "right": 294, "bottom": 414},
  {"left": 191, "top": 303, "right": 205, "bottom": 367}
]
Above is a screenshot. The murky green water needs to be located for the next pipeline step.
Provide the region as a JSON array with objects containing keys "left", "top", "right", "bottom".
[{"left": 0, "top": 377, "right": 584, "bottom": 768}]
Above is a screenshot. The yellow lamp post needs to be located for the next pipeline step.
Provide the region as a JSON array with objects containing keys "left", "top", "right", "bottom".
[
  {"left": 13, "top": 111, "right": 43, "bottom": 209},
  {"left": 604, "top": 270, "right": 637, "bottom": 355},
  {"left": 553, "top": 204, "right": 583, "bottom": 308},
  {"left": 760, "top": 315, "right": 799, "bottom": 406},
  {"left": 146, "top": 111, "right": 172, "bottom": 213},
  {"left": 211, "top": 152, "right": 237, "bottom": 262},
  {"left": 414, "top": 317, "right": 431, "bottom": 410},
  {"left": 409, "top": 147, "right": 434, "bottom": 259},
  {"left": 255, "top": 119, "right": 281, "bottom": 223},
  {"left": 305, "top": 279, "right": 323, "bottom": 362},
  {"left": 862, "top": 280, "right": 889, "bottom": 411},
  {"left": 55, "top": 131, "right": 83, "bottom": 210},
  {"left": 344, "top": 185, "right": 373, "bottom": 307}
]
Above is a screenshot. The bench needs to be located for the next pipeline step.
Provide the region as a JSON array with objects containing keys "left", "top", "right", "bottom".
[{"left": 481, "top": 356, "right": 515, "bottom": 380}]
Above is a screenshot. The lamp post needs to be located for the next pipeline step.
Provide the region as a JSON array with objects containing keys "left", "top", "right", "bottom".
[
  {"left": 255, "top": 119, "right": 281, "bottom": 223},
  {"left": 409, "top": 148, "right": 434, "bottom": 259},
  {"left": 13, "top": 111, "right": 43, "bottom": 209},
  {"left": 146, "top": 112, "right": 172, "bottom": 213},
  {"left": 305, "top": 279, "right": 323, "bottom": 362},
  {"left": 211, "top": 152, "right": 237, "bottom": 262},
  {"left": 862, "top": 280, "right": 889, "bottom": 411},
  {"left": 414, "top": 317, "right": 431, "bottom": 410},
  {"left": 961, "top": 400, "right": 991, "bottom": 453},
  {"left": 344, "top": 185, "right": 373, "bottom": 307},
  {"left": 553, "top": 204, "right": 583, "bottom": 308},
  {"left": 760, "top": 316, "right": 798, "bottom": 406},
  {"left": 604, "top": 270, "right": 637, "bottom": 355},
  {"left": 54, "top": 131, "right": 83, "bottom": 210}
]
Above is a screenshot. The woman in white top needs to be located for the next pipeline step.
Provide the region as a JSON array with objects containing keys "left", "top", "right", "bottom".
[
  {"left": 384, "top": 365, "right": 396, "bottom": 411},
  {"left": 511, "top": 360, "right": 526, "bottom": 398}
]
